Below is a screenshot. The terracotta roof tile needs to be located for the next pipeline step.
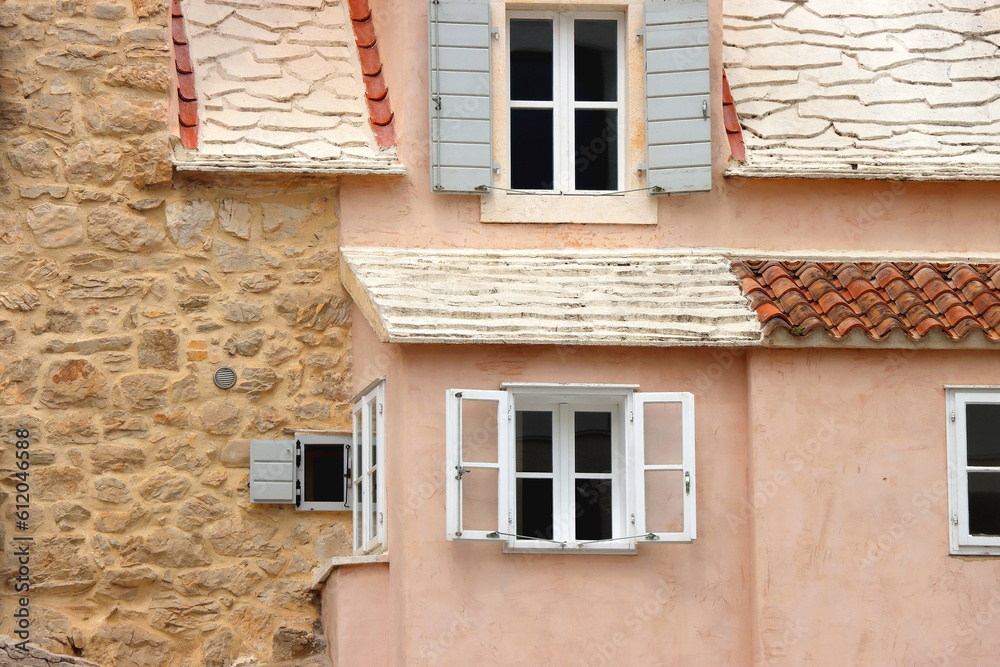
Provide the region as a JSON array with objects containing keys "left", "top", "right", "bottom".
[
  {"left": 733, "top": 260, "right": 1000, "bottom": 343},
  {"left": 348, "top": 0, "right": 396, "bottom": 147},
  {"left": 721, "top": 69, "right": 746, "bottom": 163},
  {"left": 172, "top": 0, "right": 197, "bottom": 148}
]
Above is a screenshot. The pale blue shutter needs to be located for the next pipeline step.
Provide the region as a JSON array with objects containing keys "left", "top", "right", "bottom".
[
  {"left": 644, "top": 0, "right": 711, "bottom": 194},
  {"left": 250, "top": 439, "right": 295, "bottom": 504},
  {"left": 429, "top": 0, "right": 492, "bottom": 193}
]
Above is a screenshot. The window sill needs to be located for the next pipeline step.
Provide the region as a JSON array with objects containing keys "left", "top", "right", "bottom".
[
  {"left": 950, "top": 545, "right": 1000, "bottom": 557},
  {"left": 310, "top": 552, "right": 389, "bottom": 590},
  {"left": 481, "top": 192, "right": 657, "bottom": 225}
]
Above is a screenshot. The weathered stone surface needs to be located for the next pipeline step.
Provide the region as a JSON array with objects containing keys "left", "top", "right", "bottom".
[
  {"left": 19, "top": 183, "right": 69, "bottom": 199},
  {"left": 272, "top": 626, "right": 326, "bottom": 662},
  {"left": 51, "top": 20, "right": 117, "bottom": 46},
  {"left": 261, "top": 199, "right": 325, "bottom": 241},
  {"left": 137, "top": 470, "right": 191, "bottom": 502},
  {"left": 165, "top": 198, "right": 213, "bottom": 248},
  {"left": 84, "top": 95, "right": 165, "bottom": 135},
  {"left": 28, "top": 536, "right": 97, "bottom": 594},
  {"left": 148, "top": 593, "right": 221, "bottom": 636},
  {"left": 200, "top": 399, "right": 240, "bottom": 434},
  {"left": 89, "top": 444, "right": 145, "bottom": 473},
  {"left": 29, "top": 94, "right": 73, "bottom": 134},
  {"left": 27, "top": 203, "right": 83, "bottom": 248},
  {"left": 208, "top": 516, "right": 280, "bottom": 557},
  {"left": 132, "top": 136, "right": 172, "bottom": 187},
  {"left": 138, "top": 329, "right": 178, "bottom": 369},
  {"left": 219, "top": 197, "right": 252, "bottom": 239},
  {"left": 239, "top": 273, "right": 281, "bottom": 293},
  {"left": 35, "top": 307, "right": 80, "bottom": 333},
  {"left": 94, "top": 504, "right": 149, "bottom": 532},
  {"left": 249, "top": 405, "right": 287, "bottom": 432},
  {"left": 129, "top": 197, "right": 163, "bottom": 211},
  {"left": 223, "top": 300, "right": 264, "bottom": 323},
  {"left": 92, "top": 566, "right": 156, "bottom": 601},
  {"left": 291, "top": 401, "right": 330, "bottom": 421},
  {"left": 171, "top": 372, "right": 199, "bottom": 403},
  {"left": 102, "top": 410, "right": 150, "bottom": 440},
  {"left": 42, "top": 335, "right": 132, "bottom": 355},
  {"left": 154, "top": 432, "right": 212, "bottom": 474},
  {"left": 219, "top": 439, "right": 249, "bottom": 468},
  {"left": 230, "top": 605, "right": 276, "bottom": 655},
  {"left": 63, "top": 276, "right": 150, "bottom": 299},
  {"left": 120, "top": 527, "right": 212, "bottom": 567},
  {"left": 26, "top": 606, "right": 85, "bottom": 657},
  {"left": 235, "top": 367, "right": 279, "bottom": 399},
  {"left": 94, "top": 477, "right": 130, "bottom": 503},
  {"left": 176, "top": 560, "right": 264, "bottom": 596},
  {"left": 106, "top": 62, "right": 168, "bottom": 91},
  {"left": 0, "top": 96, "right": 28, "bottom": 131},
  {"left": 224, "top": 328, "right": 265, "bottom": 356},
  {"left": 203, "top": 628, "right": 235, "bottom": 667},
  {"left": 33, "top": 465, "right": 86, "bottom": 499},
  {"left": 53, "top": 501, "right": 91, "bottom": 530},
  {"left": 36, "top": 46, "right": 113, "bottom": 72},
  {"left": 88, "top": 621, "right": 170, "bottom": 667},
  {"left": 216, "top": 240, "right": 281, "bottom": 273},
  {"left": 8, "top": 138, "right": 54, "bottom": 177},
  {"left": 0, "top": 636, "right": 101, "bottom": 666},
  {"left": 176, "top": 493, "right": 229, "bottom": 531},
  {"left": 49, "top": 411, "right": 98, "bottom": 444},
  {"left": 179, "top": 295, "right": 209, "bottom": 311},
  {"left": 258, "top": 580, "right": 314, "bottom": 610},
  {"left": 131, "top": 0, "right": 167, "bottom": 19},
  {"left": 113, "top": 373, "right": 168, "bottom": 409},
  {"left": 64, "top": 141, "right": 122, "bottom": 185},
  {"left": 0, "top": 284, "right": 39, "bottom": 311},
  {"left": 275, "top": 291, "right": 351, "bottom": 330},
  {"left": 39, "top": 359, "right": 107, "bottom": 408},
  {"left": 264, "top": 342, "right": 300, "bottom": 367},
  {"left": 95, "top": 3, "right": 129, "bottom": 20}
]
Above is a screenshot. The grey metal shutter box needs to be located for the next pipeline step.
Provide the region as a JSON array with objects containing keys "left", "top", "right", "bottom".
[
  {"left": 644, "top": 0, "right": 711, "bottom": 194},
  {"left": 429, "top": 0, "right": 492, "bottom": 194},
  {"left": 250, "top": 439, "right": 295, "bottom": 504}
]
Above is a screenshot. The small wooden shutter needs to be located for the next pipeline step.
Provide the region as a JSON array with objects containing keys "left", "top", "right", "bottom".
[
  {"left": 429, "top": 0, "right": 493, "bottom": 193},
  {"left": 633, "top": 392, "right": 696, "bottom": 542},
  {"left": 250, "top": 439, "right": 295, "bottom": 504},
  {"left": 445, "top": 389, "right": 509, "bottom": 541},
  {"left": 644, "top": 0, "right": 711, "bottom": 194}
]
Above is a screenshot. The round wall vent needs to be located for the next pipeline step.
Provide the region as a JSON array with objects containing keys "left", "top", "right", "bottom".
[{"left": 214, "top": 366, "right": 237, "bottom": 390}]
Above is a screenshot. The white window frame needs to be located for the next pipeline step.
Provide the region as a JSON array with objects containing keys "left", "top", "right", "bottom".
[
  {"left": 947, "top": 386, "right": 1000, "bottom": 555},
  {"left": 352, "top": 378, "right": 386, "bottom": 554},
  {"left": 446, "top": 383, "right": 695, "bottom": 554},
  {"left": 505, "top": 11, "right": 626, "bottom": 195},
  {"left": 295, "top": 434, "right": 351, "bottom": 512}
]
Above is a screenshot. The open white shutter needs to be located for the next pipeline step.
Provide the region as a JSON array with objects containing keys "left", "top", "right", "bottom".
[
  {"left": 446, "top": 389, "right": 509, "bottom": 541},
  {"left": 633, "top": 392, "right": 695, "bottom": 542},
  {"left": 250, "top": 439, "right": 295, "bottom": 504},
  {"left": 644, "top": 0, "right": 711, "bottom": 194},
  {"left": 429, "top": 0, "right": 493, "bottom": 194}
]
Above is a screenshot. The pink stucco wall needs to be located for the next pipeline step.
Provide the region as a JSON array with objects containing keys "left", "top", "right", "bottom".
[{"left": 321, "top": 562, "right": 390, "bottom": 666}]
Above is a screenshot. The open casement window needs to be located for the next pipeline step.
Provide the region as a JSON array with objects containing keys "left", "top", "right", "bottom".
[
  {"left": 249, "top": 436, "right": 350, "bottom": 511},
  {"left": 445, "top": 385, "right": 695, "bottom": 553},
  {"left": 352, "top": 379, "right": 386, "bottom": 554},
  {"left": 947, "top": 388, "right": 1000, "bottom": 555}
]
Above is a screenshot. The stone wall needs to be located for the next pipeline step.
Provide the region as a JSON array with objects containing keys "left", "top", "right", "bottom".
[{"left": 0, "top": 2, "right": 354, "bottom": 665}]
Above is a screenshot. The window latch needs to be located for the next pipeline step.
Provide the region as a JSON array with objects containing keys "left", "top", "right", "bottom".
[
  {"left": 685, "top": 471, "right": 691, "bottom": 495},
  {"left": 432, "top": 95, "right": 441, "bottom": 111},
  {"left": 455, "top": 466, "right": 471, "bottom": 481},
  {"left": 295, "top": 480, "right": 301, "bottom": 508}
]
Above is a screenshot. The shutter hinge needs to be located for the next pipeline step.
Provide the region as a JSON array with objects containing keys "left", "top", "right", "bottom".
[
  {"left": 635, "top": 28, "right": 644, "bottom": 39},
  {"left": 636, "top": 162, "right": 647, "bottom": 173},
  {"left": 629, "top": 410, "right": 634, "bottom": 422},
  {"left": 702, "top": 100, "right": 709, "bottom": 119},
  {"left": 491, "top": 25, "right": 499, "bottom": 39},
  {"left": 295, "top": 480, "right": 302, "bottom": 508},
  {"left": 432, "top": 95, "right": 441, "bottom": 111},
  {"left": 344, "top": 444, "right": 352, "bottom": 508},
  {"left": 952, "top": 514, "right": 959, "bottom": 525},
  {"left": 455, "top": 465, "right": 470, "bottom": 481},
  {"left": 379, "top": 402, "right": 383, "bottom": 414},
  {"left": 508, "top": 510, "right": 512, "bottom": 526},
  {"left": 950, "top": 410, "right": 956, "bottom": 422},
  {"left": 295, "top": 439, "right": 302, "bottom": 468},
  {"left": 508, "top": 404, "right": 512, "bottom": 420},
  {"left": 685, "top": 471, "right": 691, "bottom": 495}
]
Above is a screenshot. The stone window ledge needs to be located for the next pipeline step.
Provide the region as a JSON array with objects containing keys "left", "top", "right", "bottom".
[
  {"left": 173, "top": 157, "right": 407, "bottom": 176},
  {"left": 310, "top": 553, "right": 389, "bottom": 590},
  {"left": 481, "top": 192, "right": 657, "bottom": 225},
  {"left": 726, "top": 160, "right": 1000, "bottom": 182}
]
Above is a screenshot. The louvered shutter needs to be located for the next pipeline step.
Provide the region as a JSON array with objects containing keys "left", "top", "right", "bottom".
[
  {"left": 644, "top": 0, "right": 711, "bottom": 194},
  {"left": 429, "top": 0, "right": 492, "bottom": 194},
  {"left": 250, "top": 439, "right": 295, "bottom": 504}
]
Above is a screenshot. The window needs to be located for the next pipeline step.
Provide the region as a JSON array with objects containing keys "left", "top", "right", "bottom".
[
  {"left": 947, "top": 388, "right": 1000, "bottom": 555},
  {"left": 446, "top": 384, "right": 695, "bottom": 553},
  {"left": 353, "top": 378, "right": 386, "bottom": 553},
  {"left": 249, "top": 434, "right": 350, "bottom": 511},
  {"left": 507, "top": 13, "right": 624, "bottom": 193}
]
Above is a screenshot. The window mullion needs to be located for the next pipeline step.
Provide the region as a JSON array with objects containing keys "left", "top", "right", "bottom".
[
  {"left": 560, "top": 403, "right": 573, "bottom": 543},
  {"left": 558, "top": 15, "right": 572, "bottom": 193}
]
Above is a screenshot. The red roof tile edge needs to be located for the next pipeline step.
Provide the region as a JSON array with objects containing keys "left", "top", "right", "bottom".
[
  {"left": 733, "top": 260, "right": 1000, "bottom": 344},
  {"left": 722, "top": 70, "right": 746, "bottom": 163},
  {"left": 172, "top": 0, "right": 198, "bottom": 149},
  {"left": 347, "top": 0, "right": 397, "bottom": 148}
]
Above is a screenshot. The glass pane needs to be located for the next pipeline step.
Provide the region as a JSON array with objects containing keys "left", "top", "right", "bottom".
[
  {"left": 642, "top": 401, "right": 684, "bottom": 466},
  {"left": 517, "top": 411, "right": 553, "bottom": 472},
  {"left": 510, "top": 19, "right": 552, "bottom": 101},
  {"left": 304, "top": 444, "right": 345, "bottom": 503},
  {"left": 575, "top": 478, "right": 613, "bottom": 540},
  {"left": 463, "top": 467, "right": 499, "bottom": 533},
  {"left": 969, "top": 472, "right": 1000, "bottom": 536},
  {"left": 516, "top": 478, "right": 553, "bottom": 540},
  {"left": 967, "top": 404, "right": 1000, "bottom": 466},
  {"left": 574, "top": 109, "right": 617, "bottom": 191},
  {"left": 461, "top": 399, "right": 499, "bottom": 463},
  {"left": 645, "top": 470, "right": 684, "bottom": 534},
  {"left": 369, "top": 470, "right": 378, "bottom": 541},
  {"left": 369, "top": 399, "right": 378, "bottom": 472},
  {"left": 575, "top": 411, "right": 612, "bottom": 473},
  {"left": 574, "top": 19, "right": 617, "bottom": 102},
  {"left": 511, "top": 109, "right": 553, "bottom": 190},
  {"left": 354, "top": 478, "right": 363, "bottom": 549}
]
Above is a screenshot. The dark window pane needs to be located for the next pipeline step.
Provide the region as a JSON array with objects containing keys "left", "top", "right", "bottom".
[
  {"left": 517, "top": 478, "right": 553, "bottom": 540},
  {"left": 574, "top": 109, "right": 617, "bottom": 191},
  {"left": 575, "top": 479, "right": 613, "bottom": 540},
  {"left": 968, "top": 472, "right": 1000, "bottom": 536},
  {"left": 575, "top": 411, "right": 612, "bottom": 473},
  {"left": 304, "top": 444, "right": 345, "bottom": 503},
  {"left": 967, "top": 404, "right": 1000, "bottom": 466},
  {"left": 510, "top": 19, "right": 552, "bottom": 101},
  {"left": 574, "top": 20, "right": 617, "bottom": 102},
  {"left": 517, "top": 411, "right": 553, "bottom": 472},
  {"left": 511, "top": 109, "right": 553, "bottom": 190}
]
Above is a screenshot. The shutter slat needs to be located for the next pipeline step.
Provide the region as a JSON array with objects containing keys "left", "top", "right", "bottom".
[
  {"left": 645, "top": 0, "right": 711, "bottom": 195},
  {"left": 250, "top": 439, "right": 295, "bottom": 504},
  {"left": 430, "top": 0, "right": 492, "bottom": 194}
]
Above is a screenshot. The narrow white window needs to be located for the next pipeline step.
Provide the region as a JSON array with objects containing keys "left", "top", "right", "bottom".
[
  {"left": 353, "top": 378, "right": 386, "bottom": 554},
  {"left": 947, "top": 388, "right": 1000, "bottom": 555}
]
